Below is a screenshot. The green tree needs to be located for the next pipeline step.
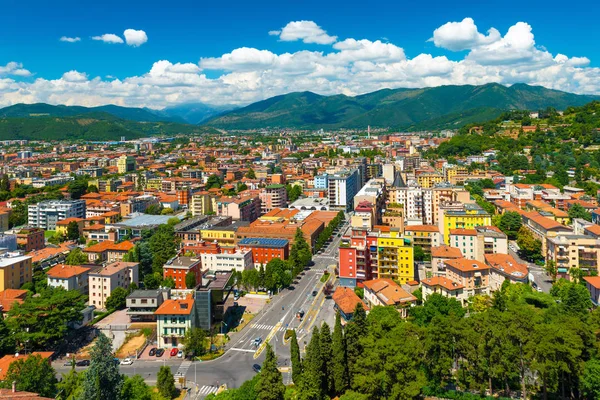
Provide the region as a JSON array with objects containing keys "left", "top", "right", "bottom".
[
  {"left": 206, "top": 174, "right": 223, "bottom": 189},
  {"left": 516, "top": 226, "right": 543, "bottom": 262},
  {"left": 289, "top": 228, "right": 311, "bottom": 276},
  {"left": 582, "top": 358, "right": 600, "bottom": 400},
  {"left": 57, "top": 367, "right": 84, "bottom": 400},
  {"left": 0, "top": 316, "right": 15, "bottom": 355},
  {"left": 8, "top": 199, "right": 27, "bottom": 227},
  {"left": 414, "top": 245, "right": 426, "bottom": 262},
  {"left": 245, "top": 168, "right": 256, "bottom": 179},
  {"left": 149, "top": 224, "right": 179, "bottom": 272},
  {"left": 409, "top": 293, "right": 466, "bottom": 326},
  {"left": 79, "top": 333, "right": 123, "bottom": 400},
  {"left": 143, "top": 272, "right": 162, "bottom": 290},
  {"left": 67, "top": 178, "right": 88, "bottom": 200},
  {"left": 290, "top": 329, "right": 302, "bottom": 385},
  {"left": 121, "top": 374, "right": 153, "bottom": 400},
  {"left": 66, "top": 221, "right": 81, "bottom": 241},
  {"left": 298, "top": 327, "right": 323, "bottom": 400},
  {"left": 105, "top": 286, "right": 129, "bottom": 310},
  {"left": 568, "top": 203, "right": 592, "bottom": 221},
  {"left": 256, "top": 344, "right": 285, "bottom": 400},
  {"left": 320, "top": 322, "right": 334, "bottom": 396},
  {"left": 424, "top": 315, "right": 456, "bottom": 387},
  {"left": 7, "top": 287, "right": 85, "bottom": 349},
  {"left": 332, "top": 312, "right": 348, "bottom": 395},
  {"left": 183, "top": 328, "right": 206, "bottom": 357},
  {"left": 0, "top": 354, "right": 57, "bottom": 397},
  {"left": 497, "top": 211, "right": 523, "bottom": 239},
  {"left": 65, "top": 248, "right": 88, "bottom": 265},
  {"left": 185, "top": 271, "right": 197, "bottom": 289},
  {"left": 157, "top": 366, "right": 177, "bottom": 399}
]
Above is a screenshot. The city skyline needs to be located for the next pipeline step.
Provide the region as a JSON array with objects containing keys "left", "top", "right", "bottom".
[{"left": 1, "top": 0, "right": 599, "bottom": 109}]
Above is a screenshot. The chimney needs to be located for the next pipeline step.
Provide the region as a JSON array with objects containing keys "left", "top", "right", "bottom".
[{"left": 12, "top": 381, "right": 16, "bottom": 393}]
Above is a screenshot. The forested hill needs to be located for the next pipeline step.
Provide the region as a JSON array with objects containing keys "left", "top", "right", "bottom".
[{"left": 205, "top": 83, "right": 598, "bottom": 130}]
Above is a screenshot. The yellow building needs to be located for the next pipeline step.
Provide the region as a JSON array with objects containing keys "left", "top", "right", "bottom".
[
  {"left": 190, "top": 193, "right": 216, "bottom": 216},
  {"left": 442, "top": 205, "right": 492, "bottom": 244},
  {"left": 55, "top": 217, "right": 85, "bottom": 238},
  {"left": 416, "top": 173, "right": 444, "bottom": 189},
  {"left": 146, "top": 178, "right": 163, "bottom": 191},
  {"left": 199, "top": 228, "right": 237, "bottom": 250},
  {"left": 117, "top": 155, "right": 137, "bottom": 174},
  {"left": 0, "top": 252, "right": 33, "bottom": 291},
  {"left": 377, "top": 231, "right": 414, "bottom": 284}
]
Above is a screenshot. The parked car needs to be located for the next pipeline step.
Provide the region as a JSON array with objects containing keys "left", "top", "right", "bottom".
[
  {"left": 120, "top": 358, "right": 133, "bottom": 365},
  {"left": 155, "top": 348, "right": 165, "bottom": 357},
  {"left": 252, "top": 337, "right": 262, "bottom": 347},
  {"left": 170, "top": 348, "right": 178, "bottom": 357},
  {"left": 177, "top": 350, "right": 184, "bottom": 358},
  {"left": 312, "top": 290, "right": 318, "bottom": 296},
  {"left": 63, "top": 359, "right": 75, "bottom": 367},
  {"left": 252, "top": 364, "right": 262, "bottom": 373},
  {"left": 149, "top": 348, "right": 157, "bottom": 356},
  {"left": 76, "top": 360, "right": 90, "bottom": 367}
]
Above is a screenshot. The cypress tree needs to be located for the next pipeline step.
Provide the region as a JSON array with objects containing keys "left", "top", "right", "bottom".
[
  {"left": 345, "top": 304, "right": 368, "bottom": 390},
  {"left": 332, "top": 312, "right": 349, "bottom": 395},
  {"left": 256, "top": 344, "right": 285, "bottom": 400},
  {"left": 78, "top": 333, "right": 122, "bottom": 400},
  {"left": 320, "top": 322, "right": 334, "bottom": 396},
  {"left": 290, "top": 329, "right": 303, "bottom": 385},
  {"left": 298, "top": 326, "right": 323, "bottom": 400},
  {"left": 353, "top": 302, "right": 367, "bottom": 336}
]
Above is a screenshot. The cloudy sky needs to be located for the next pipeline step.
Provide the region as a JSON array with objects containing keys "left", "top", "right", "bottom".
[{"left": 0, "top": 0, "right": 599, "bottom": 109}]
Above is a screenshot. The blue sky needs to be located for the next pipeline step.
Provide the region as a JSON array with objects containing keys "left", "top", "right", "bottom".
[{"left": 0, "top": 0, "right": 599, "bottom": 108}]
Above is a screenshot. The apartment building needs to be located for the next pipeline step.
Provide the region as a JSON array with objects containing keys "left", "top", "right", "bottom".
[
  {"left": 117, "top": 155, "right": 136, "bottom": 174},
  {"left": 88, "top": 261, "right": 139, "bottom": 309},
  {"left": 376, "top": 229, "right": 414, "bottom": 284},
  {"left": 163, "top": 256, "right": 202, "bottom": 289},
  {"left": 10, "top": 227, "right": 45, "bottom": 252},
  {"left": 444, "top": 258, "right": 490, "bottom": 298},
  {"left": 126, "top": 289, "right": 167, "bottom": 322},
  {"left": 404, "top": 225, "right": 441, "bottom": 254},
  {"left": 328, "top": 169, "right": 359, "bottom": 211},
  {"left": 46, "top": 264, "right": 91, "bottom": 293},
  {"left": 216, "top": 195, "right": 261, "bottom": 222},
  {"left": 201, "top": 250, "right": 253, "bottom": 273},
  {"left": 0, "top": 251, "right": 33, "bottom": 291},
  {"left": 583, "top": 276, "right": 600, "bottom": 306},
  {"left": 27, "top": 200, "right": 86, "bottom": 230},
  {"left": 484, "top": 253, "right": 528, "bottom": 290},
  {"left": 388, "top": 186, "right": 433, "bottom": 225},
  {"left": 382, "top": 204, "right": 404, "bottom": 230},
  {"left": 237, "top": 238, "right": 289, "bottom": 267},
  {"left": 441, "top": 204, "right": 492, "bottom": 244},
  {"left": 546, "top": 234, "right": 600, "bottom": 279},
  {"left": 259, "top": 184, "right": 288, "bottom": 214},
  {"left": 522, "top": 211, "right": 573, "bottom": 255},
  {"left": 421, "top": 276, "right": 465, "bottom": 304},
  {"left": 84, "top": 240, "right": 135, "bottom": 263},
  {"left": 155, "top": 296, "right": 196, "bottom": 348},
  {"left": 449, "top": 226, "right": 507, "bottom": 261},
  {"left": 353, "top": 178, "right": 386, "bottom": 224},
  {"left": 338, "top": 228, "right": 378, "bottom": 287},
  {"left": 363, "top": 278, "right": 417, "bottom": 318}
]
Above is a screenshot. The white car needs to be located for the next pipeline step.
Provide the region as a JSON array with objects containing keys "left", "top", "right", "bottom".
[
  {"left": 177, "top": 350, "right": 184, "bottom": 358},
  {"left": 120, "top": 358, "right": 133, "bottom": 365}
]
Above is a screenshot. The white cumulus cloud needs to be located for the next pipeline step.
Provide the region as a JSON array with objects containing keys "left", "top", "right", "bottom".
[
  {"left": 60, "top": 36, "right": 81, "bottom": 43},
  {"left": 61, "top": 71, "right": 88, "bottom": 83},
  {"left": 92, "top": 33, "right": 124, "bottom": 44},
  {"left": 124, "top": 29, "right": 148, "bottom": 47},
  {"left": 272, "top": 20, "right": 337, "bottom": 44},
  {"left": 431, "top": 17, "right": 500, "bottom": 51},
  {"left": 0, "top": 62, "right": 32, "bottom": 77}
]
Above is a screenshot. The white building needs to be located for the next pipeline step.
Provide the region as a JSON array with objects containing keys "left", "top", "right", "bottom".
[
  {"left": 200, "top": 250, "right": 253, "bottom": 273},
  {"left": 328, "top": 169, "right": 360, "bottom": 211},
  {"left": 388, "top": 187, "right": 433, "bottom": 225},
  {"left": 46, "top": 264, "right": 91, "bottom": 294},
  {"left": 28, "top": 200, "right": 86, "bottom": 230}
]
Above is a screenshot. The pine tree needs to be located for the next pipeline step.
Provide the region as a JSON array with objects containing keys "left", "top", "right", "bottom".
[
  {"left": 79, "top": 333, "right": 122, "bottom": 400},
  {"left": 345, "top": 304, "right": 367, "bottom": 390},
  {"left": 256, "top": 344, "right": 285, "bottom": 400},
  {"left": 157, "top": 366, "right": 177, "bottom": 399},
  {"left": 352, "top": 303, "right": 367, "bottom": 336},
  {"left": 332, "top": 312, "right": 349, "bottom": 395},
  {"left": 298, "top": 326, "right": 323, "bottom": 400},
  {"left": 320, "top": 322, "right": 334, "bottom": 396},
  {"left": 290, "top": 329, "right": 303, "bottom": 385}
]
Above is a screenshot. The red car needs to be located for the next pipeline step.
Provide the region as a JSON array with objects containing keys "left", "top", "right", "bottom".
[{"left": 170, "top": 348, "right": 178, "bottom": 357}]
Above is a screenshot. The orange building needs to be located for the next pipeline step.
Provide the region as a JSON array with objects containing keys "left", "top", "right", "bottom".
[{"left": 163, "top": 256, "right": 202, "bottom": 289}]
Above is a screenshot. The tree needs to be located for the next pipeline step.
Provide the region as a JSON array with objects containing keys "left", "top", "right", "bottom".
[
  {"left": 157, "top": 366, "right": 177, "bottom": 399},
  {"left": 7, "top": 287, "right": 85, "bottom": 349},
  {"left": 256, "top": 344, "right": 285, "bottom": 400},
  {"left": 66, "top": 221, "right": 81, "bottom": 241},
  {"left": 409, "top": 293, "right": 466, "bottom": 326},
  {"left": 145, "top": 204, "right": 163, "bottom": 215},
  {"left": 298, "top": 327, "right": 323, "bottom": 400},
  {"left": 332, "top": 312, "right": 348, "bottom": 395},
  {"left": 121, "top": 375, "right": 153, "bottom": 400},
  {"left": 0, "top": 316, "right": 15, "bottom": 356},
  {"left": 320, "top": 322, "right": 334, "bottom": 396},
  {"left": 149, "top": 224, "right": 179, "bottom": 272},
  {"left": 8, "top": 199, "right": 27, "bottom": 227},
  {"left": 0, "top": 174, "right": 10, "bottom": 192},
  {"left": 183, "top": 328, "right": 206, "bottom": 357},
  {"left": 290, "top": 228, "right": 311, "bottom": 276},
  {"left": 568, "top": 203, "right": 592, "bottom": 221},
  {"left": 582, "top": 358, "right": 600, "bottom": 400},
  {"left": 497, "top": 211, "right": 522, "bottom": 239},
  {"left": 67, "top": 178, "right": 88, "bottom": 200},
  {"left": 143, "top": 272, "right": 162, "bottom": 290},
  {"left": 105, "top": 287, "right": 129, "bottom": 310},
  {"left": 57, "top": 367, "right": 84, "bottom": 400},
  {"left": 0, "top": 354, "right": 57, "bottom": 397},
  {"left": 423, "top": 315, "right": 456, "bottom": 387},
  {"left": 245, "top": 168, "right": 256, "bottom": 179},
  {"left": 206, "top": 174, "right": 223, "bottom": 189},
  {"left": 290, "top": 329, "right": 302, "bottom": 385},
  {"left": 516, "top": 226, "right": 542, "bottom": 262},
  {"left": 185, "top": 271, "right": 197, "bottom": 289},
  {"left": 65, "top": 248, "right": 88, "bottom": 265},
  {"left": 414, "top": 245, "right": 426, "bottom": 262},
  {"left": 79, "top": 333, "right": 123, "bottom": 400}
]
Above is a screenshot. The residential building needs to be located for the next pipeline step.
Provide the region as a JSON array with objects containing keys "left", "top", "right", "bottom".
[
  {"left": 201, "top": 250, "right": 253, "bottom": 273},
  {"left": 216, "top": 195, "right": 261, "bottom": 222},
  {"left": 522, "top": 212, "right": 573, "bottom": 255},
  {"left": 546, "top": 234, "right": 600, "bottom": 279},
  {"left": 13, "top": 227, "right": 45, "bottom": 252},
  {"left": 155, "top": 296, "right": 195, "bottom": 348},
  {"left": 353, "top": 178, "right": 386, "bottom": 224},
  {"left": 117, "top": 155, "right": 136, "bottom": 174},
  {"left": 46, "top": 264, "right": 91, "bottom": 293},
  {"left": 583, "top": 276, "right": 600, "bottom": 306},
  {"left": 84, "top": 240, "right": 135, "bottom": 263},
  {"left": 421, "top": 276, "right": 465, "bottom": 304},
  {"left": 27, "top": 200, "right": 86, "bottom": 230},
  {"left": 338, "top": 228, "right": 378, "bottom": 287},
  {"left": 126, "top": 290, "right": 167, "bottom": 322},
  {"left": 376, "top": 229, "right": 414, "bottom": 284},
  {"left": 259, "top": 184, "right": 288, "bottom": 214},
  {"left": 190, "top": 192, "right": 216, "bottom": 216},
  {"left": 444, "top": 258, "right": 490, "bottom": 298},
  {"left": 0, "top": 289, "right": 27, "bottom": 314},
  {"left": 449, "top": 226, "right": 508, "bottom": 261},
  {"left": 237, "top": 238, "right": 289, "bottom": 267},
  {"left": 363, "top": 278, "right": 417, "bottom": 317},
  {"left": 0, "top": 251, "right": 32, "bottom": 291},
  {"left": 163, "top": 256, "right": 202, "bottom": 289},
  {"left": 441, "top": 204, "right": 491, "bottom": 244},
  {"left": 55, "top": 217, "right": 84, "bottom": 238},
  {"left": 328, "top": 169, "right": 359, "bottom": 211},
  {"left": 484, "top": 253, "right": 529, "bottom": 290},
  {"left": 431, "top": 245, "right": 463, "bottom": 276},
  {"left": 382, "top": 204, "right": 404, "bottom": 230},
  {"left": 403, "top": 225, "right": 441, "bottom": 254},
  {"left": 88, "top": 261, "right": 139, "bottom": 309},
  {"left": 332, "top": 286, "right": 368, "bottom": 321}
]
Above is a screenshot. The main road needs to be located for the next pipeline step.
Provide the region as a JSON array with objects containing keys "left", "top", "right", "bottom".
[{"left": 54, "top": 218, "right": 347, "bottom": 398}]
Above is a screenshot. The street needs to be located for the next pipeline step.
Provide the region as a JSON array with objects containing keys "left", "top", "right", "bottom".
[
  {"left": 54, "top": 218, "right": 346, "bottom": 398},
  {"left": 508, "top": 241, "right": 552, "bottom": 293}
]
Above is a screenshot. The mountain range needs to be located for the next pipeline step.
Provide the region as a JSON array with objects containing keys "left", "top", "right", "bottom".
[
  {"left": 204, "top": 83, "right": 599, "bottom": 130},
  {"left": 0, "top": 83, "right": 598, "bottom": 140}
]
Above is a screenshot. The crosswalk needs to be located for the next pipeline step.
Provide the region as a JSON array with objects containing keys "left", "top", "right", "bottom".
[
  {"left": 174, "top": 360, "right": 192, "bottom": 377},
  {"left": 251, "top": 323, "right": 287, "bottom": 331},
  {"left": 196, "top": 385, "right": 219, "bottom": 397}
]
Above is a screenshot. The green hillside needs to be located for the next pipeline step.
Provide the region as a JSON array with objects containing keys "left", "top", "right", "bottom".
[
  {"left": 0, "top": 112, "right": 219, "bottom": 141},
  {"left": 205, "top": 83, "right": 598, "bottom": 130}
]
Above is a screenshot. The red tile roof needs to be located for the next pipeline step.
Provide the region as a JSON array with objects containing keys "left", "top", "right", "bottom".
[
  {"left": 421, "top": 276, "right": 464, "bottom": 291},
  {"left": 431, "top": 245, "right": 463, "bottom": 259},
  {"left": 445, "top": 258, "right": 490, "bottom": 272},
  {"left": 584, "top": 276, "right": 600, "bottom": 289},
  {"left": 46, "top": 264, "right": 90, "bottom": 279},
  {"left": 154, "top": 296, "right": 195, "bottom": 315},
  {"left": 332, "top": 287, "right": 368, "bottom": 315}
]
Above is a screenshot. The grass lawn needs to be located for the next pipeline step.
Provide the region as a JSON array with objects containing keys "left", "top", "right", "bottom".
[{"left": 44, "top": 230, "right": 56, "bottom": 238}]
